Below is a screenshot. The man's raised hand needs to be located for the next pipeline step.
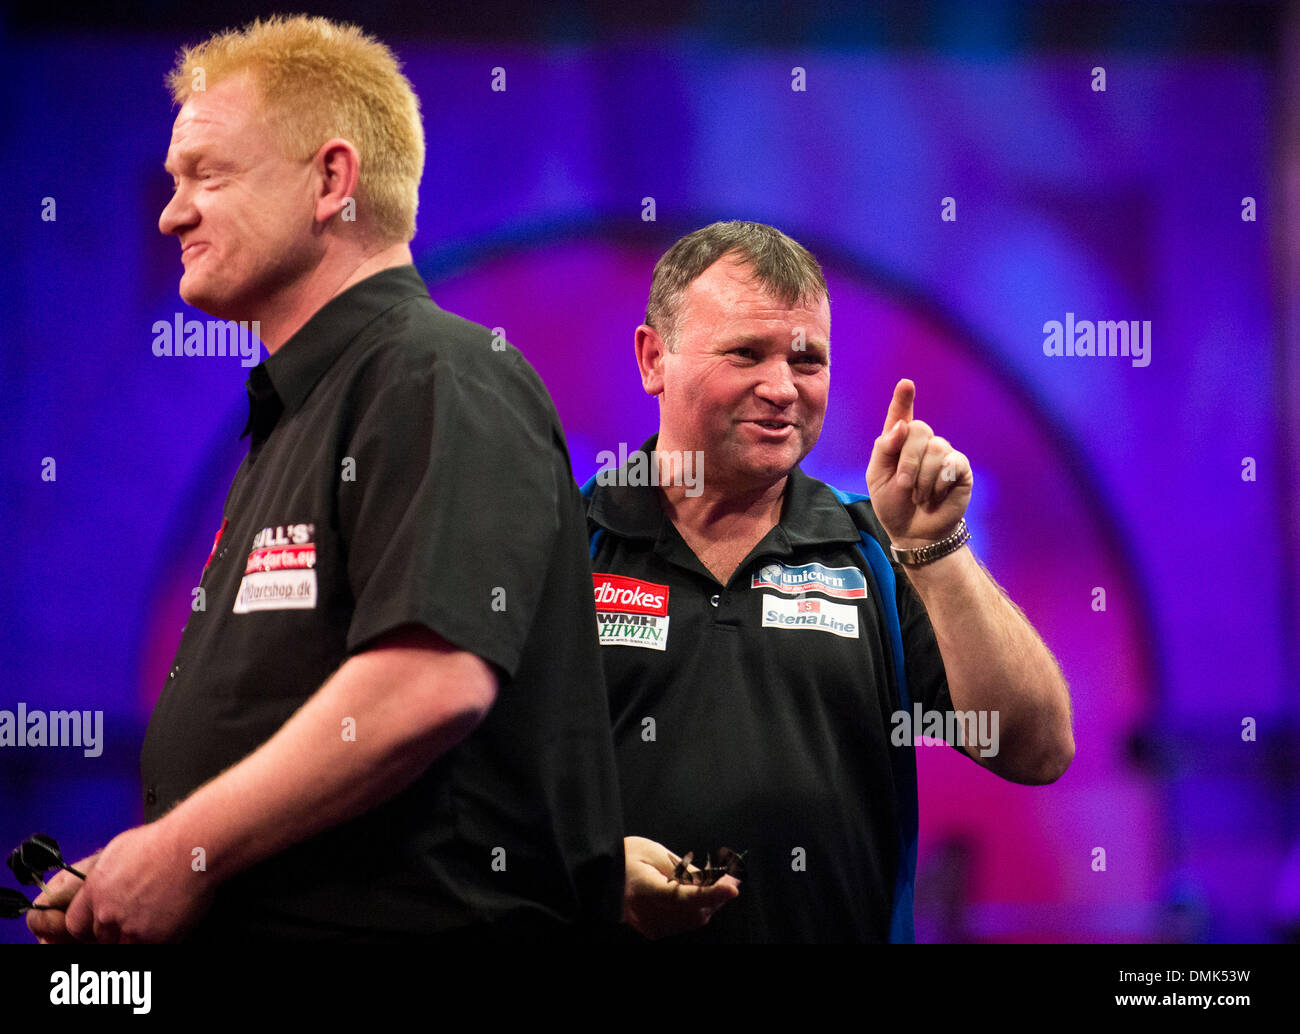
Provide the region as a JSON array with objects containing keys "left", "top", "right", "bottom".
[{"left": 865, "top": 378, "right": 972, "bottom": 548}]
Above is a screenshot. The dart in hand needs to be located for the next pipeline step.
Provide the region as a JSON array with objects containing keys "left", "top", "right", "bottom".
[
  {"left": 0, "top": 887, "right": 54, "bottom": 919},
  {"left": 669, "top": 846, "right": 747, "bottom": 887},
  {"left": 6, "top": 833, "right": 86, "bottom": 895}
]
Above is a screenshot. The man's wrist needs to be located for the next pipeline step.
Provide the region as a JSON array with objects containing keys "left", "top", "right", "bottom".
[
  {"left": 156, "top": 780, "right": 243, "bottom": 886},
  {"left": 889, "top": 518, "right": 970, "bottom": 566}
]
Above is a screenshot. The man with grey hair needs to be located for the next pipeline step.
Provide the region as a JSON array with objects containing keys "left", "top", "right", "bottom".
[{"left": 586, "top": 220, "right": 1073, "bottom": 942}]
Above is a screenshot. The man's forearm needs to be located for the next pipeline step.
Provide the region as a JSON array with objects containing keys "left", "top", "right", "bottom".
[
  {"left": 901, "top": 545, "right": 1073, "bottom": 784},
  {"left": 154, "top": 628, "right": 496, "bottom": 885}
]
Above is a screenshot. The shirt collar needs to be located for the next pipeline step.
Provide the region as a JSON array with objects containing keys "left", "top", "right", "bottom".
[
  {"left": 588, "top": 434, "right": 865, "bottom": 553},
  {"left": 241, "top": 363, "right": 284, "bottom": 448},
  {"left": 240, "top": 265, "right": 431, "bottom": 442}
]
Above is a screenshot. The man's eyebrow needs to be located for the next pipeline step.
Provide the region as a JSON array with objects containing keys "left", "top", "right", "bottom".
[
  {"left": 164, "top": 152, "right": 193, "bottom": 176},
  {"left": 719, "top": 334, "right": 783, "bottom": 348},
  {"left": 164, "top": 152, "right": 238, "bottom": 175},
  {"left": 725, "top": 332, "right": 829, "bottom": 348}
]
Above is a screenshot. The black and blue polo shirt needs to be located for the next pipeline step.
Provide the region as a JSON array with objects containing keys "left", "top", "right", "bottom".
[{"left": 585, "top": 438, "right": 961, "bottom": 943}]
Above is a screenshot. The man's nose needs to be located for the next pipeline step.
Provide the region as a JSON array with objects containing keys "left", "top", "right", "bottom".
[
  {"left": 756, "top": 358, "right": 798, "bottom": 406},
  {"left": 158, "top": 185, "right": 195, "bottom": 237}
]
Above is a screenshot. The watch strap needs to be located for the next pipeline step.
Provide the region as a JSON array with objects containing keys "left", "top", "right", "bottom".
[{"left": 889, "top": 518, "right": 970, "bottom": 567}]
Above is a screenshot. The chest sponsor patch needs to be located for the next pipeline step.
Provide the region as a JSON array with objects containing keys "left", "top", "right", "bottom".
[
  {"left": 594, "top": 574, "right": 670, "bottom": 650},
  {"left": 233, "top": 523, "right": 317, "bottom": 613},
  {"left": 751, "top": 560, "right": 868, "bottom": 600},
  {"left": 761, "top": 593, "right": 860, "bottom": 639}
]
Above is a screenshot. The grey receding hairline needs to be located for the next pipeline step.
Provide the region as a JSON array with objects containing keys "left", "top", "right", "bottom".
[{"left": 644, "top": 220, "right": 829, "bottom": 349}]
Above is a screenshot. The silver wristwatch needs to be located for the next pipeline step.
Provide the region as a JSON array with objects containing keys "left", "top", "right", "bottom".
[{"left": 889, "top": 518, "right": 970, "bottom": 567}]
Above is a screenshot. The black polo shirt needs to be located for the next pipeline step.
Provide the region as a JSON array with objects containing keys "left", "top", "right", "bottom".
[
  {"left": 140, "top": 265, "right": 623, "bottom": 940},
  {"left": 587, "top": 439, "right": 960, "bottom": 942}
]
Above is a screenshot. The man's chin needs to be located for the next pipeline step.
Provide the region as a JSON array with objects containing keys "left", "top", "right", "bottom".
[
  {"left": 731, "top": 441, "right": 807, "bottom": 486},
  {"left": 178, "top": 279, "right": 236, "bottom": 322}
]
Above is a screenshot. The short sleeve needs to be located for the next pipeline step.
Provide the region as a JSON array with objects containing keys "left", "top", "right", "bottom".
[
  {"left": 851, "top": 497, "right": 981, "bottom": 764},
  {"left": 336, "top": 342, "right": 561, "bottom": 677},
  {"left": 894, "top": 558, "right": 997, "bottom": 767},
  {"left": 894, "top": 572, "right": 953, "bottom": 715}
]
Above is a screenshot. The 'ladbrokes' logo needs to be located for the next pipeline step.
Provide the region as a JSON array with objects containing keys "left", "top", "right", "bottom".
[
  {"left": 593, "top": 575, "right": 669, "bottom": 616},
  {"left": 593, "top": 574, "right": 671, "bottom": 651}
]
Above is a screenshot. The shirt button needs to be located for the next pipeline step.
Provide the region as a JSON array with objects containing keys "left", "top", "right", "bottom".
[
  {"left": 144, "top": 786, "right": 157, "bottom": 807},
  {"left": 710, "top": 594, "right": 720, "bottom": 607},
  {"left": 169, "top": 664, "right": 180, "bottom": 679}
]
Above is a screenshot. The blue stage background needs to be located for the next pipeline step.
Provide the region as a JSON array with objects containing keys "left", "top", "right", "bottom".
[{"left": 1, "top": 4, "right": 1294, "bottom": 942}]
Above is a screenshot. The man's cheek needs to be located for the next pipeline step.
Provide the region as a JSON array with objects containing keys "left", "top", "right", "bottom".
[{"left": 801, "top": 414, "right": 826, "bottom": 453}]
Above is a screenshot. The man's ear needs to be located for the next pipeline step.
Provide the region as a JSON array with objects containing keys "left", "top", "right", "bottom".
[
  {"left": 635, "top": 324, "right": 668, "bottom": 398},
  {"left": 311, "top": 137, "right": 361, "bottom": 226}
]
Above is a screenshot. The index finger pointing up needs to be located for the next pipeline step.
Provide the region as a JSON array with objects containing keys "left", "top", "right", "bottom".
[{"left": 882, "top": 378, "right": 916, "bottom": 435}]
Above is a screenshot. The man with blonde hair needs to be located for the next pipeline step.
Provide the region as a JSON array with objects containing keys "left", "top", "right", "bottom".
[{"left": 28, "top": 15, "right": 623, "bottom": 943}]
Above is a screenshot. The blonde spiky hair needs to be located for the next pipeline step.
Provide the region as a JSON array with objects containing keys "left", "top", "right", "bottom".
[{"left": 167, "top": 14, "right": 425, "bottom": 244}]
